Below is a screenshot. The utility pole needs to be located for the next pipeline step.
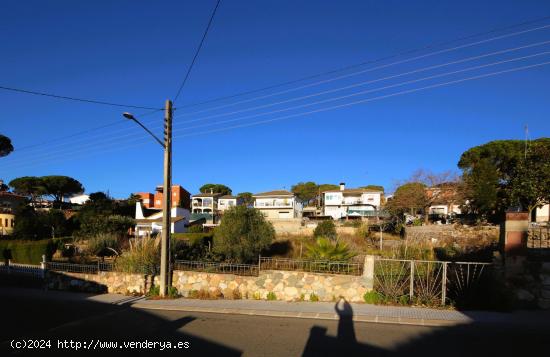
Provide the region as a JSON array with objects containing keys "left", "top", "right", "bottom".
[{"left": 160, "top": 99, "right": 173, "bottom": 297}]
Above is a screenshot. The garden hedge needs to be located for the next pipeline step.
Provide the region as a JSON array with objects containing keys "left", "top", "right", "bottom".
[{"left": 0, "top": 239, "right": 56, "bottom": 264}]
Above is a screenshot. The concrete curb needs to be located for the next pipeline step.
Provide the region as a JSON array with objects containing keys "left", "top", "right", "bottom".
[{"left": 131, "top": 303, "right": 470, "bottom": 327}]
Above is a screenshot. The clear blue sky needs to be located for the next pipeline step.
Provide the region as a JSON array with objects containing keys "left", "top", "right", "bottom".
[{"left": 1, "top": 0, "right": 549, "bottom": 197}]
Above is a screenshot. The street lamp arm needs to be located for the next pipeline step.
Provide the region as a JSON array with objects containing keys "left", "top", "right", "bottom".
[{"left": 130, "top": 118, "right": 165, "bottom": 148}]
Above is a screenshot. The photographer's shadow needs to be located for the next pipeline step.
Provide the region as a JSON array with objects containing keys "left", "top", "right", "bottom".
[{"left": 302, "top": 298, "right": 384, "bottom": 356}]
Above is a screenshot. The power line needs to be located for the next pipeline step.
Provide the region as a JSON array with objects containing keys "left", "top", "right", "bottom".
[
  {"left": 171, "top": 50, "right": 550, "bottom": 133},
  {"left": 10, "top": 17, "right": 549, "bottom": 154},
  {"left": 14, "top": 108, "right": 163, "bottom": 152},
  {"left": 173, "top": 60, "right": 550, "bottom": 139},
  {"left": 171, "top": 40, "right": 550, "bottom": 125},
  {"left": 0, "top": 85, "right": 161, "bottom": 110},
  {"left": 172, "top": 0, "right": 222, "bottom": 103},
  {"left": 3, "top": 58, "right": 549, "bottom": 172},
  {"left": 4, "top": 44, "right": 549, "bottom": 165},
  {"left": 171, "top": 15, "right": 550, "bottom": 111}
]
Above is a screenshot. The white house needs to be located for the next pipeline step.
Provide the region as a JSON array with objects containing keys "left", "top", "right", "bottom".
[
  {"left": 534, "top": 204, "right": 550, "bottom": 222},
  {"left": 134, "top": 201, "right": 190, "bottom": 237},
  {"left": 218, "top": 195, "right": 237, "bottom": 212},
  {"left": 322, "top": 183, "right": 383, "bottom": 220},
  {"left": 64, "top": 194, "right": 90, "bottom": 205},
  {"left": 190, "top": 192, "right": 222, "bottom": 226},
  {"left": 253, "top": 190, "right": 302, "bottom": 219}
]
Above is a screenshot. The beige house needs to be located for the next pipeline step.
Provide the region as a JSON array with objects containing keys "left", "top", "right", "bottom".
[
  {"left": 253, "top": 190, "right": 302, "bottom": 220},
  {"left": 0, "top": 191, "right": 25, "bottom": 236}
]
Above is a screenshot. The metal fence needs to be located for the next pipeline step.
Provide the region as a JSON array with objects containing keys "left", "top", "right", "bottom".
[
  {"left": 259, "top": 257, "right": 363, "bottom": 276},
  {"left": 173, "top": 260, "right": 259, "bottom": 276},
  {"left": 374, "top": 258, "right": 492, "bottom": 306},
  {"left": 0, "top": 261, "right": 44, "bottom": 278}
]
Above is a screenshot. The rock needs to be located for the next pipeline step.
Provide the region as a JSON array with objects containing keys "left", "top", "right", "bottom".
[{"left": 516, "top": 289, "right": 535, "bottom": 301}]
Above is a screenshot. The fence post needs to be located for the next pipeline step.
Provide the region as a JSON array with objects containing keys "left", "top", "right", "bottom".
[
  {"left": 7, "top": 259, "right": 11, "bottom": 274},
  {"left": 362, "top": 255, "right": 375, "bottom": 290},
  {"left": 441, "top": 262, "right": 448, "bottom": 305},
  {"left": 258, "top": 254, "right": 261, "bottom": 275},
  {"left": 40, "top": 255, "right": 46, "bottom": 278},
  {"left": 409, "top": 260, "right": 414, "bottom": 300}
]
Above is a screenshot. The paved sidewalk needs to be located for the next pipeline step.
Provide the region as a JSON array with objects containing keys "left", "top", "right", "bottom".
[{"left": 132, "top": 298, "right": 477, "bottom": 326}]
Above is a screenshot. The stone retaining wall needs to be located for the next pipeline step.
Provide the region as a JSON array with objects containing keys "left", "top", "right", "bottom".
[
  {"left": 171, "top": 269, "right": 371, "bottom": 302},
  {"left": 46, "top": 271, "right": 152, "bottom": 294},
  {"left": 44, "top": 257, "right": 375, "bottom": 302}
]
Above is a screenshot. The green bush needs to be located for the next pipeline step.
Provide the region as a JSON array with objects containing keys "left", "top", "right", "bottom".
[
  {"left": 213, "top": 206, "right": 275, "bottom": 263},
  {"left": 0, "top": 239, "right": 56, "bottom": 264},
  {"left": 115, "top": 237, "right": 159, "bottom": 274},
  {"left": 186, "top": 225, "right": 204, "bottom": 234},
  {"left": 314, "top": 220, "right": 337, "bottom": 240},
  {"left": 266, "top": 292, "right": 277, "bottom": 301},
  {"left": 87, "top": 233, "right": 120, "bottom": 257},
  {"left": 363, "top": 291, "right": 382, "bottom": 304},
  {"left": 148, "top": 285, "right": 180, "bottom": 299},
  {"left": 309, "top": 293, "right": 319, "bottom": 302},
  {"left": 305, "top": 237, "right": 355, "bottom": 261}
]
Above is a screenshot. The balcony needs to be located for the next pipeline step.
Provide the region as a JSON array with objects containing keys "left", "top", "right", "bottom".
[
  {"left": 190, "top": 213, "right": 214, "bottom": 221},
  {"left": 254, "top": 202, "right": 292, "bottom": 208}
]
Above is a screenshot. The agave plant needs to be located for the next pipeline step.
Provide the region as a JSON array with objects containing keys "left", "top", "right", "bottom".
[{"left": 305, "top": 237, "right": 355, "bottom": 261}]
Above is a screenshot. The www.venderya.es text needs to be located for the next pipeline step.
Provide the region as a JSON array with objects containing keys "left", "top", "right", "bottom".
[{"left": 10, "top": 339, "right": 190, "bottom": 351}]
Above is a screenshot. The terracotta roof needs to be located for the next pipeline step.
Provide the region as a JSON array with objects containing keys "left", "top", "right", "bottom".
[
  {"left": 219, "top": 195, "right": 236, "bottom": 199},
  {"left": 253, "top": 190, "right": 294, "bottom": 197}
]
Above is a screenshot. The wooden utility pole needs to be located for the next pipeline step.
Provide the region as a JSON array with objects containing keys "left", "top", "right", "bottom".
[{"left": 160, "top": 99, "right": 173, "bottom": 297}]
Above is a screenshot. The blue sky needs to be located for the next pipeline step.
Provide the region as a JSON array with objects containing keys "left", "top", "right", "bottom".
[{"left": 1, "top": 0, "right": 550, "bottom": 197}]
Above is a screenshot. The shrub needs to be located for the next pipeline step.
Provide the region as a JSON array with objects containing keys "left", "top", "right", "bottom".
[
  {"left": 0, "top": 239, "right": 56, "bottom": 264},
  {"left": 213, "top": 206, "right": 275, "bottom": 263},
  {"left": 314, "top": 220, "right": 337, "bottom": 240},
  {"left": 309, "top": 293, "right": 319, "bottom": 302},
  {"left": 305, "top": 237, "right": 355, "bottom": 261},
  {"left": 148, "top": 285, "right": 180, "bottom": 299},
  {"left": 186, "top": 225, "right": 203, "bottom": 234},
  {"left": 87, "top": 233, "right": 120, "bottom": 257},
  {"left": 115, "top": 237, "right": 160, "bottom": 274},
  {"left": 267, "top": 292, "right": 277, "bottom": 301},
  {"left": 363, "top": 291, "right": 382, "bottom": 304},
  {"left": 224, "top": 289, "right": 242, "bottom": 300}
]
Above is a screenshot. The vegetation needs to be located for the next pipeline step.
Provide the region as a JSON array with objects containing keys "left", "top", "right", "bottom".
[
  {"left": 309, "top": 293, "right": 319, "bottom": 302},
  {"left": 0, "top": 239, "right": 56, "bottom": 264},
  {"left": 86, "top": 233, "right": 120, "bottom": 257},
  {"left": 0, "top": 134, "right": 14, "bottom": 157},
  {"left": 148, "top": 285, "right": 180, "bottom": 299},
  {"left": 291, "top": 181, "right": 318, "bottom": 206},
  {"left": 213, "top": 206, "right": 275, "bottom": 263},
  {"left": 237, "top": 192, "right": 254, "bottom": 206},
  {"left": 115, "top": 237, "right": 160, "bottom": 274},
  {"left": 360, "top": 185, "right": 385, "bottom": 192},
  {"left": 199, "top": 183, "right": 232, "bottom": 196},
  {"left": 458, "top": 138, "right": 550, "bottom": 220},
  {"left": 305, "top": 237, "right": 354, "bottom": 261},
  {"left": 266, "top": 291, "right": 277, "bottom": 300},
  {"left": 313, "top": 220, "right": 337, "bottom": 240}
]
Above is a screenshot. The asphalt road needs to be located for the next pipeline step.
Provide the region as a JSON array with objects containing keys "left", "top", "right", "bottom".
[{"left": 1, "top": 287, "right": 550, "bottom": 356}]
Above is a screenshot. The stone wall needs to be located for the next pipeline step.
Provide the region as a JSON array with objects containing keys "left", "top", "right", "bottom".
[
  {"left": 171, "top": 269, "right": 371, "bottom": 302},
  {"left": 46, "top": 270, "right": 152, "bottom": 294},
  {"left": 44, "top": 256, "right": 375, "bottom": 302}
]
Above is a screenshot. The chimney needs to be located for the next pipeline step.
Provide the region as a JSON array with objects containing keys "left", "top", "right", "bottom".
[
  {"left": 339, "top": 182, "right": 345, "bottom": 191},
  {"left": 210, "top": 188, "right": 214, "bottom": 194}
]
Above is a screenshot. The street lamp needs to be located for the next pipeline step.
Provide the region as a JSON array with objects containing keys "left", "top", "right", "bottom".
[{"left": 123, "top": 100, "right": 173, "bottom": 297}]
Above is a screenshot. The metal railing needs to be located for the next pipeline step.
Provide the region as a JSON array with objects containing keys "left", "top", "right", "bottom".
[
  {"left": 0, "top": 261, "right": 44, "bottom": 278},
  {"left": 259, "top": 257, "right": 363, "bottom": 276},
  {"left": 173, "top": 260, "right": 259, "bottom": 276},
  {"left": 374, "top": 257, "right": 492, "bottom": 306},
  {"left": 46, "top": 261, "right": 99, "bottom": 274}
]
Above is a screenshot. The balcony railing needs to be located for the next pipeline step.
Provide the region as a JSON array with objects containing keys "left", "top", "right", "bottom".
[
  {"left": 190, "top": 213, "right": 214, "bottom": 221},
  {"left": 254, "top": 203, "right": 292, "bottom": 208}
]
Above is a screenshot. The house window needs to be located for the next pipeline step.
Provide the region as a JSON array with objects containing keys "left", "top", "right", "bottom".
[{"left": 4, "top": 218, "right": 7, "bottom": 227}]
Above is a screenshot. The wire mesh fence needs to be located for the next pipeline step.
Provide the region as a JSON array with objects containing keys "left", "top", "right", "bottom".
[
  {"left": 528, "top": 226, "right": 550, "bottom": 249},
  {"left": 259, "top": 257, "right": 363, "bottom": 276},
  {"left": 374, "top": 257, "right": 492, "bottom": 306},
  {"left": 173, "top": 260, "right": 259, "bottom": 276}
]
